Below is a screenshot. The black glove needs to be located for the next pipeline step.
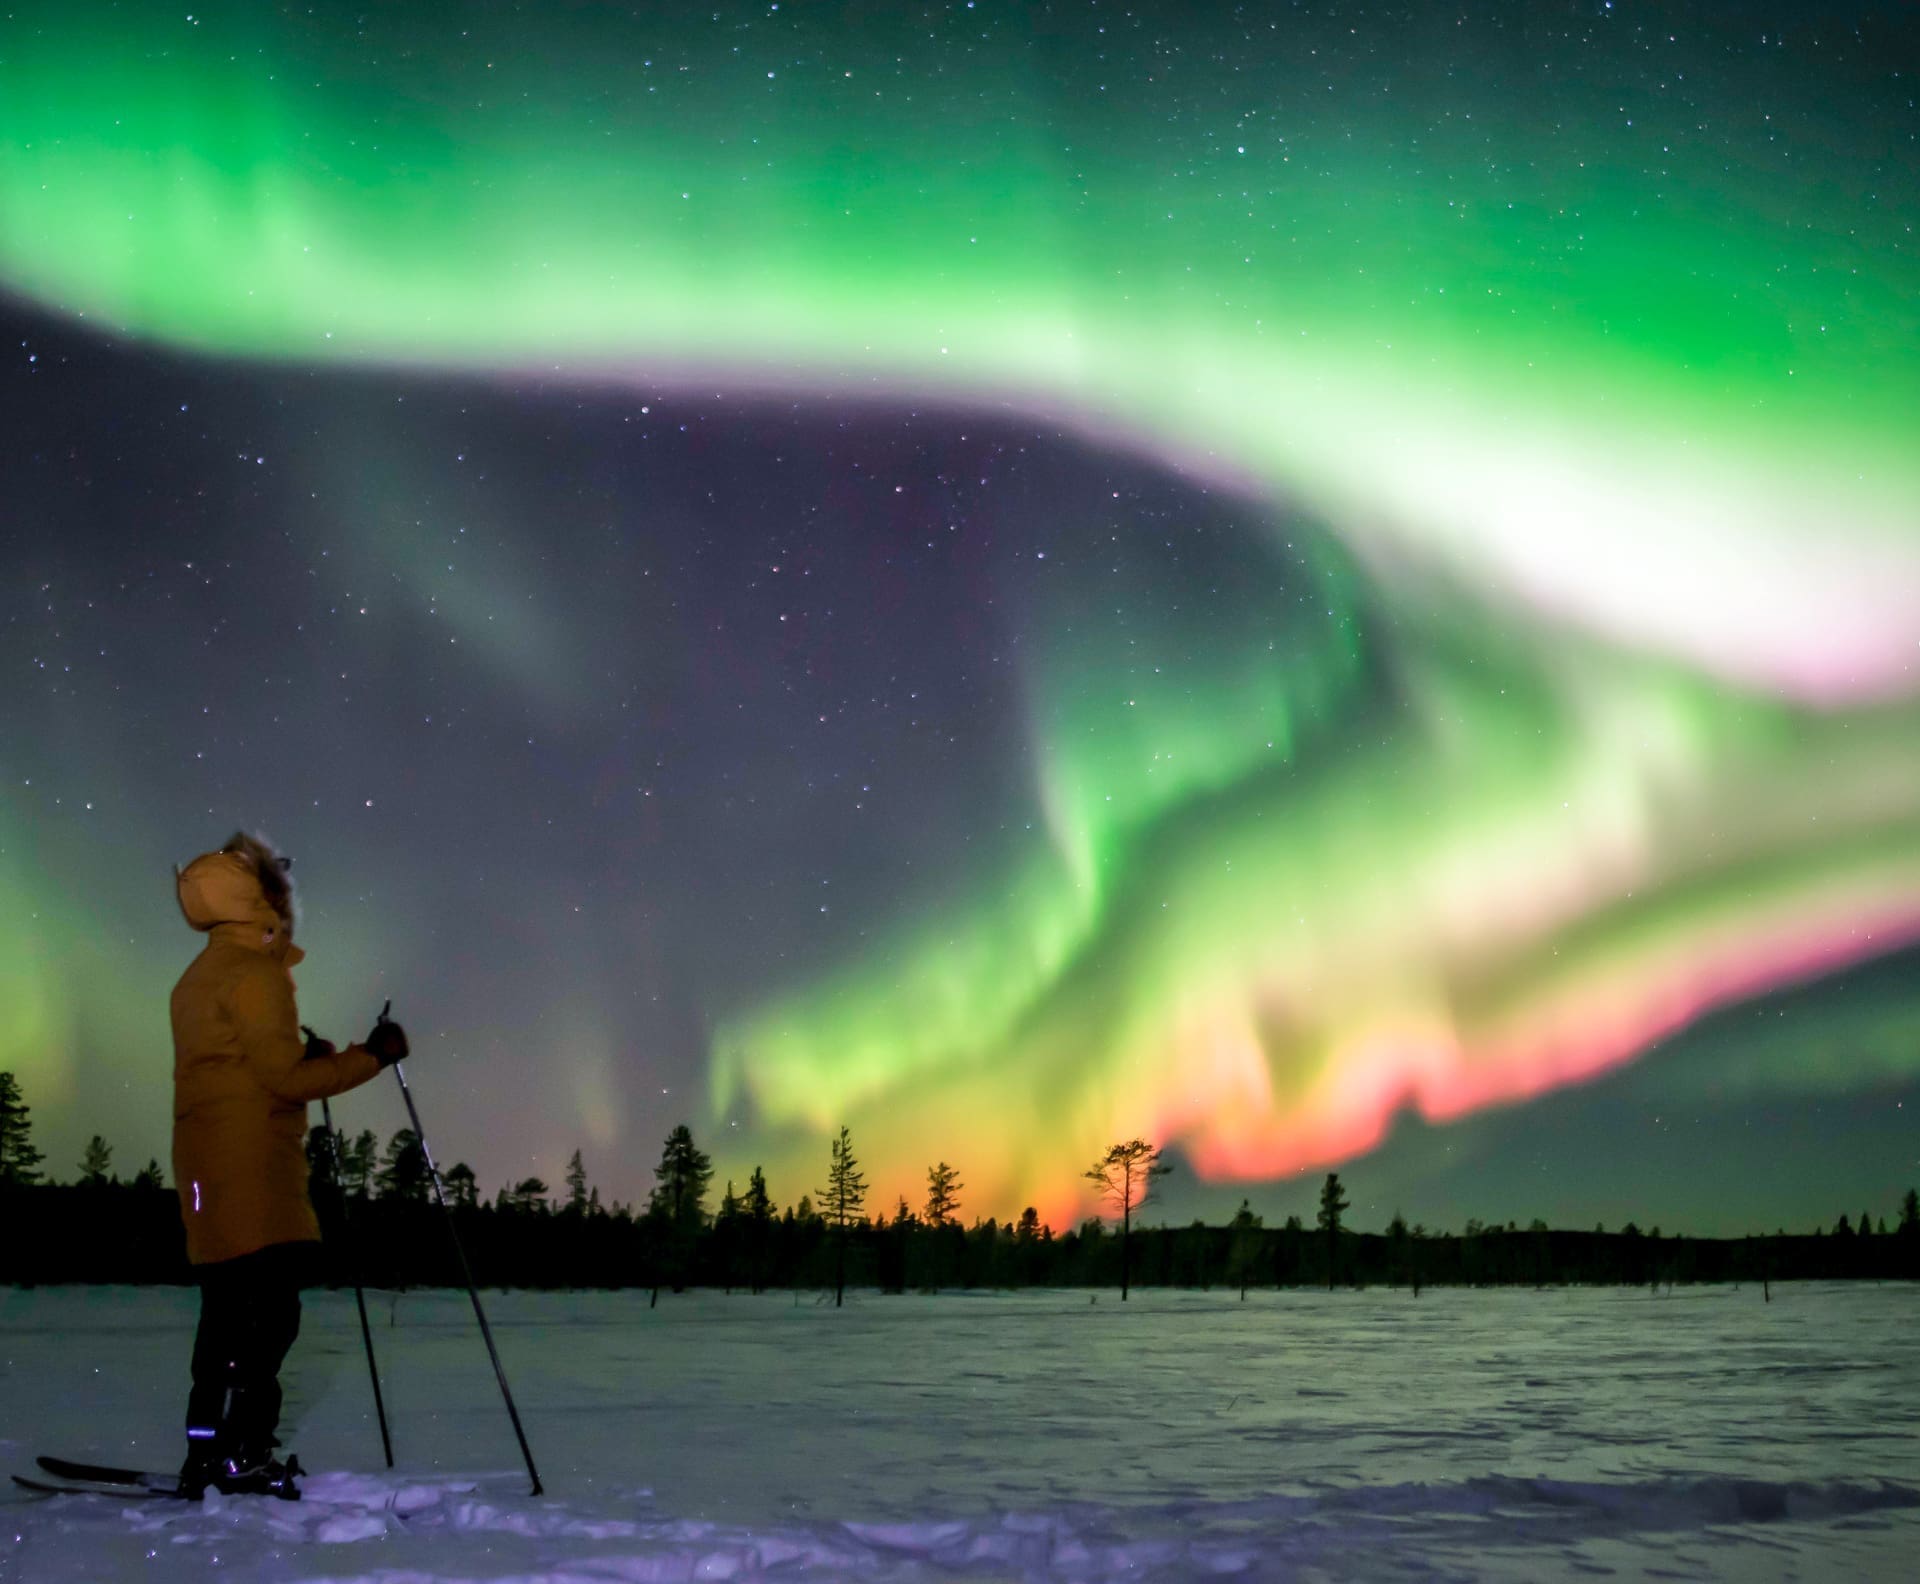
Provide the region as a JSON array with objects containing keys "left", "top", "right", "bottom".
[
  {"left": 367, "top": 1000, "right": 410, "bottom": 1067},
  {"left": 300, "top": 1024, "right": 336, "bottom": 1062}
]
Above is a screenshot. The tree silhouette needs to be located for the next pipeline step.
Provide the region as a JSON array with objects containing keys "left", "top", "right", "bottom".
[
  {"left": 444, "top": 1161, "right": 479, "bottom": 1209},
  {"left": 507, "top": 1176, "right": 550, "bottom": 1213},
  {"left": 647, "top": 1125, "right": 713, "bottom": 1296},
  {"left": 343, "top": 1129, "right": 378, "bottom": 1199},
  {"left": 78, "top": 1134, "right": 114, "bottom": 1186},
  {"left": 649, "top": 1125, "right": 713, "bottom": 1233},
  {"left": 1083, "top": 1138, "right": 1171, "bottom": 1300},
  {"left": 376, "top": 1128, "right": 430, "bottom": 1201},
  {"left": 1901, "top": 1188, "right": 1919, "bottom": 1236},
  {"left": 817, "top": 1125, "right": 868, "bottom": 1307},
  {"left": 305, "top": 1124, "right": 342, "bottom": 1202},
  {"left": 1226, "top": 1199, "right": 1264, "bottom": 1299},
  {"left": 712, "top": 1179, "right": 745, "bottom": 1290},
  {"left": 1317, "top": 1172, "right": 1350, "bottom": 1290},
  {"left": 924, "top": 1160, "right": 963, "bottom": 1227},
  {"left": 0, "top": 1071, "right": 46, "bottom": 1186},
  {"left": 131, "top": 1158, "right": 165, "bottom": 1191},
  {"left": 565, "top": 1150, "right": 590, "bottom": 1214},
  {"left": 744, "top": 1165, "right": 774, "bottom": 1294}
]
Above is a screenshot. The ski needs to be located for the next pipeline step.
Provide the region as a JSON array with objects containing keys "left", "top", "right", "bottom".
[
  {"left": 36, "top": 1455, "right": 177, "bottom": 1491},
  {"left": 32, "top": 1451, "right": 306, "bottom": 1501},
  {"left": 12, "top": 1473, "right": 186, "bottom": 1500}
]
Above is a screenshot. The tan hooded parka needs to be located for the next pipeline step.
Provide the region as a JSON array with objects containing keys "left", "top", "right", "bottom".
[{"left": 171, "top": 849, "right": 382, "bottom": 1266}]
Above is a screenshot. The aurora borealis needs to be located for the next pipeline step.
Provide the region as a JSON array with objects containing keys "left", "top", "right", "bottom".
[{"left": 1, "top": 1, "right": 1915, "bottom": 1230}]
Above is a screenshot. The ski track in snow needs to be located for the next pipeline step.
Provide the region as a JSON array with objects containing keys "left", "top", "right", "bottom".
[{"left": 3, "top": 1284, "right": 1917, "bottom": 1582}]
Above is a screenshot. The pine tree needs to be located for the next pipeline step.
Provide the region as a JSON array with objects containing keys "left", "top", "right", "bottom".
[
  {"left": 444, "top": 1161, "right": 479, "bottom": 1209},
  {"left": 924, "top": 1160, "right": 963, "bottom": 1227},
  {"left": 375, "top": 1128, "right": 430, "bottom": 1201},
  {"left": 78, "top": 1134, "right": 114, "bottom": 1186},
  {"left": 509, "top": 1176, "right": 550, "bottom": 1213},
  {"left": 646, "top": 1125, "right": 713, "bottom": 1295},
  {"left": 0, "top": 1071, "right": 46, "bottom": 1186},
  {"left": 1317, "top": 1172, "right": 1351, "bottom": 1290},
  {"left": 1901, "top": 1188, "right": 1919, "bottom": 1236},
  {"left": 132, "top": 1158, "right": 165, "bottom": 1190},
  {"left": 565, "top": 1149, "right": 589, "bottom": 1214},
  {"left": 1083, "top": 1138, "right": 1172, "bottom": 1301},
  {"left": 817, "top": 1125, "right": 868, "bottom": 1307},
  {"left": 648, "top": 1125, "right": 713, "bottom": 1234}
]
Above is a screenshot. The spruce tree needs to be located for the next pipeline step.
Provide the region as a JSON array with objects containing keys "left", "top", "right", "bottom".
[
  {"left": 1317, "top": 1172, "right": 1351, "bottom": 1290},
  {"left": 0, "top": 1072, "right": 45, "bottom": 1186},
  {"left": 817, "top": 1125, "right": 868, "bottom": 1307},
  {"left": 744, "top": 1165, "right": 774, "bottom": 1294},
  {"left": 565, "top": 1150, "right": 590, "bottom": 1214}
]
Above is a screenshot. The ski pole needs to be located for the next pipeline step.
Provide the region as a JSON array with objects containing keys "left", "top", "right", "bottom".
[
  {"left": 378, "top": 1002, "right": 545, "bottom": 1497},
  {"left": 313, "top": 1077, "right": 395, "bottom": 1469}
]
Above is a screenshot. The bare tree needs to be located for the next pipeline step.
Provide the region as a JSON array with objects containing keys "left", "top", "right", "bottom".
[{"left": 1083, "top": 1138, "right": 1171, "bottom": 1300}]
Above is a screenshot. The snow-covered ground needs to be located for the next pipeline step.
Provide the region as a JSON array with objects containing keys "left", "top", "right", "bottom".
[{"left": 3, "top": 1282, "right": 1916, "bottom": 1581}]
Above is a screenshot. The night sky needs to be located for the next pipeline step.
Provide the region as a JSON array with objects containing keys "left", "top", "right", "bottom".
[{"left": 1, "top": 1, "right": 1916, "bottom": 1235}]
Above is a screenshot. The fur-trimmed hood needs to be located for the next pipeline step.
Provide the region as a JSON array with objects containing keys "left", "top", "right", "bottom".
[{"left": 175, "top": 848, "right": 304, "bottom": 966}]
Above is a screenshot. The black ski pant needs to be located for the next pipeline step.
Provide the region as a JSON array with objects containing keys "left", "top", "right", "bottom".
[{"left": 185, "top": 1241, "right": 316, "bottom": 1456}]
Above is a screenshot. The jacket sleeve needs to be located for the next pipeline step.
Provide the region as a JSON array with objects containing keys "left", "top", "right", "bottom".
[{"left": 230, "top": 959, "right": 383, "bottom": 1102}]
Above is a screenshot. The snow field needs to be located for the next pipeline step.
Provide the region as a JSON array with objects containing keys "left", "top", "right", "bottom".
[{"left": 3, "top": 1282, "right": 1917, "bottom": 1581}]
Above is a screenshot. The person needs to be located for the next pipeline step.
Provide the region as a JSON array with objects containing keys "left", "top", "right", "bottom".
[{"left": 170, "top": 832, "right": 408, "bottom": 1499}]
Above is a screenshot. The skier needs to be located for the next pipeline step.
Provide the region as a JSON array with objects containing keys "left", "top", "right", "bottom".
[{"left": 170, "top": 832, "right": 408, "bottom": 1499}]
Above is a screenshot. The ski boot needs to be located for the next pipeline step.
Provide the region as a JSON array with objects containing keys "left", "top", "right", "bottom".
[
  {"left": 215, "top": 1446, "right": 304, "bottom": 1501},
  {"left": 178, "top": 1434, "right": 225, "bottom": 1502}
]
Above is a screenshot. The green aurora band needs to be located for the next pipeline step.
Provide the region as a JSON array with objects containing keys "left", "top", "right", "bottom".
[{"left": 2, "top": 3, "right": 1917, "bottom": 1214}]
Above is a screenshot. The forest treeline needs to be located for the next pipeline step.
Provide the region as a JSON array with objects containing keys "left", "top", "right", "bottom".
[{"left": 3, "top": 1072, "right": 1918, "bottom": 1292}]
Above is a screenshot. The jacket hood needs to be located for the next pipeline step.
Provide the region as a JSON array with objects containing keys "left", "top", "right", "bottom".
[{"left": 176, "top": 850, "right": 304, "bottom": 963}]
